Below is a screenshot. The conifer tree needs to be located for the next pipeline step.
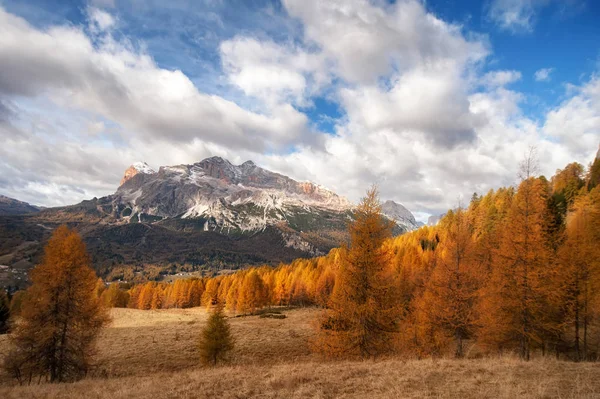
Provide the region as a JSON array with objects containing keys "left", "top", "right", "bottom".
[
  {"left": 415, "top": 209, "right": 480, "bottom": 357},
  {"left": 237, "top": 270, "right": 266, "bottom": 314},
  {"left": 315, "top": 187, "right": 400, "bottom": 358},
  {"left": 478, "top": 173, "right": 554, "bottom": 360},
  {"left": 558, "top": 189, "right": 600, "bottom": 360},
  {"left": 4, "top": 226, "right": 109, "bottom": 383},
  {"left": 198, "top": 305, "right": 234, "bottom": 366}
]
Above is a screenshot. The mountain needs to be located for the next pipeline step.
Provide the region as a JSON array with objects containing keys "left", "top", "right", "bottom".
[
  {"left": 427, "top": 214, "right": 443, "bottom": 226},
  {"left": 120, "top": 162, "right": 156, "bottom": 186},
  {"left": 0, "top": 156, "right": 418, "bottom": 288},
  {"left": 0, "top": 195, "right": 41, "bottom": 216},
  {"left": 381, "top": 200, "right": 419, "bottom": 231},
  {"left": 112, "top": 156, "right": 352, "bottom": 233}
]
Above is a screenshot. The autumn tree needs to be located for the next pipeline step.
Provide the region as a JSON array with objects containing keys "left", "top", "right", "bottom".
[
  {"left": 101, "top": 283, "right": 129, "bottom": 308},
  {"left": 478, "top": 152, "right": 556, "bottom": 360},
  {"left": 0, "top": 289, "right": 10, "bottom": 334},
  {"left": 315, "top": 187, "right": 400, "bottom": 358},
  {"left": 558, "top": 189, "right": 600, "bottom": 360},
  {"left": 414, "top": 209, "right": 480, "bottom": 357},
  {"left": 237, "top": 270, "right": 267, "bottom": 315},
  {"left": 198, "top": 305, "right": 234, "bottom": 366},
  {"left": 4, "top": 226, "right": 109, "bottom": 383},
  {"left": 201, "top": 278, "right": 220, "bottom": 308}
]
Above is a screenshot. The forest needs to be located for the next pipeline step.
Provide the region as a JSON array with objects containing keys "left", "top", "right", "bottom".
[{"left": 84, "top": 154, "right": 600, "bottom": 362}]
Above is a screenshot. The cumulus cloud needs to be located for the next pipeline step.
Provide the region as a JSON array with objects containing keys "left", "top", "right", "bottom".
[
  {"left": 543, "top": 75, "right": 600, "bottom": 157},
  {"left": 283, "top": 0, "right": 488, "bottom": 84},
  {"left": 220, "top": 36, "right": 329, "bottom": 107},
  {"left": 0, "top": 8, "right": 311, "bottom": 153},
  {"left": 534, "top": 67, "right": 554, "bottom": 81},
  {"left": 0, "top": 1, "right": 598, "bottom": 220}
]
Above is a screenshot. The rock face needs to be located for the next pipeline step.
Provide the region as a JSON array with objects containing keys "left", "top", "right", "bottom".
[
  {"left": 120, "top": 162, "right": 156, "bottom": 186},
  {"left": 0, "top": 195, "right": 40, "bottom": 216},
  {"left": 381, "top": 200, "right": 419, "bottom": 231},
  {"left": 112, "top": 157, "right": 352, "bottom": 236},
  {"left": 14, "top": 156, "right": 419, "bottom": 277}
]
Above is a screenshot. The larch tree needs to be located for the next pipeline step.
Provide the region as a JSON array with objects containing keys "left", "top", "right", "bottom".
[
  {"left": 414, "top": 209, "right": 480, "bottom": 358},
  {"left": 198, "top": 305, "right": 235, "bottom": 366},
  {"left": 478, "top": 170, "right": 555, "bottom": 360},
  {"left": 237, "top": 270, "right": 266, "bottom": 315},
  {"left": 4, "top": 225, "right": 109, "bottom": 383},
  {"left": 315, "top": 186, "right": 400, "bottom": 358},
  {"left": 201, "top": 278, "right": 220, "bottom": 308},
  {"left": 558, "top": 188, "right": 600, "bottom": 360}
]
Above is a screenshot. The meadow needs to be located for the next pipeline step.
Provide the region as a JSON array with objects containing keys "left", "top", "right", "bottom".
[{"left": 1, "top": 307, "right": 599, "bottom": 398}]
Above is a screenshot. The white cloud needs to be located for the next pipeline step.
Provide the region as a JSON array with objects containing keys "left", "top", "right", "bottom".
[
  {"left": 0, "top": 8, "right": 312, "bottom": 153},
  {"left": 88, "top": 7, "right": 116, "bottom": 32},
  {"left": 0, "top": 1, "right": 598, "bottom": 220},
  {"left": 283, "top": 0, "right": 488, "bottom": 84},
  {"left": 220, "top": 36, "right": 328, "bottom": 107},
  {"left": 487, "top": 0, "right": 550, "bottom": 33},
  {"left": 534, "top": 67, "right": 554, "bottom": 81},
  {"left": 481, "top": 70, "right": 522, "bottom": 87},
  {"left": 543, "top": 75, "right": 600, "bottom": 157}
]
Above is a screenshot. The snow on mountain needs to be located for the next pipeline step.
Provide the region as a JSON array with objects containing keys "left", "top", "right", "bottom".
[
  {"left": 100, "top": 156, "right": 418, "bottom": 252},
  {"left": 120, "top": 162, "right": 156, "bottom": 186}
]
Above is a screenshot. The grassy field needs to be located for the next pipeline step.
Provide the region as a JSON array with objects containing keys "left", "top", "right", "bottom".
[{"left": 1, "top": 307, "right": 599, "bottom": 398}]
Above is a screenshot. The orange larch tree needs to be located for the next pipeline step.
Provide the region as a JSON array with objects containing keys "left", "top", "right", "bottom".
[
  {"left": 4, "top": 226, "right": 109, "bottom": 383},
  {"left": 315, "top": 187, "right": 400, "bottom": 358}
]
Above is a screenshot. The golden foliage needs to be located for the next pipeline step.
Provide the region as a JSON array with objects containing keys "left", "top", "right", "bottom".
[{"left": 4, "top": 225, "right": 109, "bottom": 383}]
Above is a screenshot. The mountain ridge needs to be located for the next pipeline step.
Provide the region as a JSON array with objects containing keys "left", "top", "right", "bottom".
[{"left": 0, "top": 156, "right": 418, "bottom": 289}]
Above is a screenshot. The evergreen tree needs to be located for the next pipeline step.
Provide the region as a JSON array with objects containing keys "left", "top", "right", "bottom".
[{"left": 198, "top": 305, "right": 234, "bottom": 366}]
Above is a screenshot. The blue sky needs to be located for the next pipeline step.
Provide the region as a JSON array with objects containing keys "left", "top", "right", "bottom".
[{"left": 0, "top": 0, "right": 599, "bottom": 221}]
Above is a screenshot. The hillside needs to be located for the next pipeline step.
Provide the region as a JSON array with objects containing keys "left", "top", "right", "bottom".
[
  {"left": 0, "top": 196, "right": 40, "bottom": 216},
  {"left": 0, "top": 308, "right": 598, "bottom": 398},
  {"left": 0, "top": 157, "right": 418, "bottom": 289}
]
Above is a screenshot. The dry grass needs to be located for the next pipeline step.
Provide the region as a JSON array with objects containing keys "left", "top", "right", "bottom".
[
  {"left": 0, "top": 307, "right": 317, "bottom": 381},
  {"left": 1, "top": 307, "right": 600, "bottom": 398}
]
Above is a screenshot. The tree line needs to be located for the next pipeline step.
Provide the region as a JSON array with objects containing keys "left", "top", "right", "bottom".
[{"left": 105, "top": 155, "right": 600, "bottom": 361}]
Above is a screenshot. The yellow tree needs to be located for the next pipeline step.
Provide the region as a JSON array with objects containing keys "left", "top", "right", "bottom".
[
  {"left": 315, "top": 187, "right": 400, "bottom": 358},
  {"left": 4, "top": 226, "right": 109, "bottom": 383},
  {"left": 478, "top": 176, "right": 554, "bottom": 360},
  {"left": 558, "top": 189, "right": 600, "bottom": 360},
  {"left": 202, "top": 278, "right": 220, "bottom": 307},
  {"left": 414, "top": 209, "right": 480, "bottom": 357},
  {"left": 237, "top": 270, "right": 266, "bottom": 315}
]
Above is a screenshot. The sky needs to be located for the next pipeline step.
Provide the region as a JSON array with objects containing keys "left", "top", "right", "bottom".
[{"left": 1, "top": 0, "right": 599, "bottom": 222}]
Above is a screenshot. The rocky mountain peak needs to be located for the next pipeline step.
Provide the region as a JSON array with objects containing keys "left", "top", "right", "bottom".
[
  {"left": 120, "top": 162, "right": 156, "bottom": 186},
  {"left": 381, "top": 200, "right": 418, "bottom": 231}
]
